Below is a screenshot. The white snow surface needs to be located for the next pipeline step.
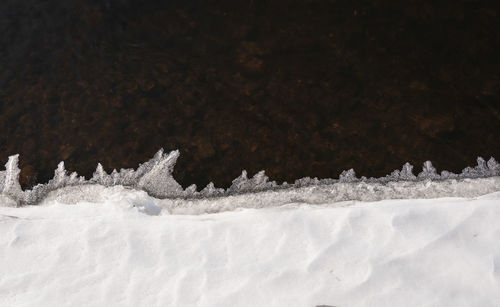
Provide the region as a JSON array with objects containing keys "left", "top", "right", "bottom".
[{"left": 1, "top": 188, "right": 500, "bottom": 306}]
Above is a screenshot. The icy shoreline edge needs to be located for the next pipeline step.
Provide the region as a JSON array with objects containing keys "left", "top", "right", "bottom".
[{"left": 1, "top": 149, "right": 499, "bottom": 208}]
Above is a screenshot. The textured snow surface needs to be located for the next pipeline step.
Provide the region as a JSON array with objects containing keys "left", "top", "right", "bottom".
[{"left": 1, "top": 191, "right": 500, "bottom": 307}]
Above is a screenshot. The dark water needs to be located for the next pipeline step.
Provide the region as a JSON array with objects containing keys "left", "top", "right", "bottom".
[{"left": 1, "top": 0, "right": 499, "bottom": 189}]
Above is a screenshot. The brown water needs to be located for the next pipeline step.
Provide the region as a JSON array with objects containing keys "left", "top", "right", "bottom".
[{"left": 1, "top": 0, "right": 499, "bottom": 189}]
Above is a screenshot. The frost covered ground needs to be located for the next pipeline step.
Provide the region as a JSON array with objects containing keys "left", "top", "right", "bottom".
[{"left": 1, "top": 150, "right": 500, "bottom": 306}]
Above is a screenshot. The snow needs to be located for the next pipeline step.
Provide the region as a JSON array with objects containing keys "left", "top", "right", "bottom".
[
  {"left": 1, "top": 190, "right": 500, "bottom": 306},
  {"left": 1, "top": 150, "right": 500, "bottom": 306}
]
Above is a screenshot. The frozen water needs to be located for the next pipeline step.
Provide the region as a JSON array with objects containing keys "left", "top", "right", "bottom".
[
  {"left": 228, "top": 170, "right": 277, "bottom": 193},
  {"left": 0, "top": 149, "right": 499, "bottom": 210},
  {"left": 339, "top": 168, "right": 357, "bottom": 182},
  {"left": 200, "top": 182, "right": 224, "bottom": 196},
  {"left": 0, "top": 155, "right": 22, "bottom": 200},
  {"left": 418, "top": 161, "right": 439, "bottom": 180}
]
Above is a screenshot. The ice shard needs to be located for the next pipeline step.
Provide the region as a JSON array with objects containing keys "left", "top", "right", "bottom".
[
  {"left": 418, "top": 161, "right": 439, "bottom": 180},
  {"left": 92, "top": 163, "right": 113, "bottom": 186},
  {"left": 339, "top": 169, "right": 357, "bottom": 182},
  {"left": 201, "top": 182, "right": 224, "bottom": 196},
  {"left": 135, "top": 149, "right": 183, "bottom": 197},
  {"left": 0, "top": 155, "right": 22, "bottom": 203}
]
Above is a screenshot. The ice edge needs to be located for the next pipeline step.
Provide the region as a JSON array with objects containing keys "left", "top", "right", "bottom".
[{"left": 1, "top": 148, "right": 499, "bottom": 207}]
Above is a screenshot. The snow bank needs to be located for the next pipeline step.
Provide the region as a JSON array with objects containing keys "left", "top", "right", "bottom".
[{"left": 1, "top": 192, "right": 500, "bottom": 306}]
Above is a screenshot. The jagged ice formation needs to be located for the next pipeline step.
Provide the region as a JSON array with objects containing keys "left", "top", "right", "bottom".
[{"left": 0, "top": 149, "right": 499, "bottom": 211}]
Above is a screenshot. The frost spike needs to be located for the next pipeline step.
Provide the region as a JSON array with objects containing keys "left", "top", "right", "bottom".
[
  {"left": 487, "top": 157, "right": 500, "bottom": 176},
  {"left": 460, "top": 157, "right": 491, "bottom": 178},
  {"left": 69, "top": 172, "right": 78, "bottom": 183},
  {"left": 52, "top": 161, "right": 68, "bottom": 186},
  {"left": 400, "top": 163, "right": 416, "bottom": 180},
  {"left": 252, "top": 170, "right": 268, "bottom": 184},
  {"left": 92, "top": 163, "right": 113, "bottom": 186},
  {"left": 184, "top": 184, "right": 197, "bottom": 194},
  {"left": 136, "top": 149, "right": 183, "bottom": 197},
  {"left": 1, "top": 154, "right": 22, "bottom": 199},
  {"left": 418, "top": 161, "right": 439, "bottom": 180},
  {"left": 477, "top": 157, "right": 488, "bottom": 172},
  {"left": 339, "top": 169, "right": 357, "bottom": 182},
  {"left": 201, "top": 182, "right": 223, "bottom": 195},
  {"left": 229, "top": 170, "right": 249, "bottom": 192},
  {"left": 202, "top": 182, "right": 215, "bottom": 194},
  {"left": 110, "top": 169, "right": 119, "bottom": 184},
  {"left": 93, "top": 163, "right": 105, "bottom": 182}
]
